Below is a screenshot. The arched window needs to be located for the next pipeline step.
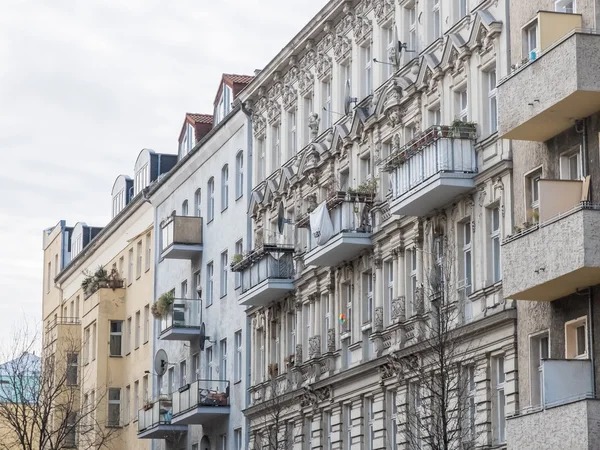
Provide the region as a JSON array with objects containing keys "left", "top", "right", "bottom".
[
  {"left": 235, "top": 151, "right": 244, "bottom": 199},
  {"left": 194, "top": 189, "right": 202, "bottom": 217},
  {"left": 208, "top": 178, "right": 215, "bottom": 222},
  {"left": 181, "top": 200, "right": 188, "bottom": 216},
  {"left": 221, "top": 165, "right": 229, "bottom": 211}
]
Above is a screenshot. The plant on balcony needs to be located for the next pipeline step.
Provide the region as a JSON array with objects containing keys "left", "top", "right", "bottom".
[
  {"left": 450, "top": 119, "right": 477, "bottom": 139},
  {"left": 231, "top": 253, "right": 244, "bottom": 267},
  {"left": 81, "top": 266, "right": 124, "bottom": 297},
  {"left": 151, "top": 291, "right": 175, "bottom": 319},
  {"left": 268, "top": 363, "right": 279, "bottom": 378},
  {"left": 143, "top": 401, "right": 154, "bottom": 411}
]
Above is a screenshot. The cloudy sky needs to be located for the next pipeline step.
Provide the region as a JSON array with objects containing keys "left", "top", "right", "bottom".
[{"left": 0, "top": 0, "right": 326, "bottom": 346}]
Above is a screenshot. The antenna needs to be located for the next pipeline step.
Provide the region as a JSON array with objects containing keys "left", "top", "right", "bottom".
[
  {"left": 277, "top": 202, "right": 294, "bottom": 235},
  {"left": 399, "top": 40, "right": 417, "bottom": 53},
  {"left": 153, "top": 349, "right": 170, "bottom": 376},
  {"left": 344, "top": 80, "right": 358, "bottom": 115},
  {"left": 322, "top": 106, "right": 346, "bottom": 116}
]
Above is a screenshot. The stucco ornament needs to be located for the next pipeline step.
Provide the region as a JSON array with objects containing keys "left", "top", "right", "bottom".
[
  {"left": 327, "top": 328, "right": 336, "bottom": 352},
  {"left": 308, "top": 113, "right": 320, "bottom": 140},
  {"left": 308, "top": 335, "right": 321, "bottom": 359},
  {"left": 374, "top": 306, "right": 384, "bottom": 331},
  {"left": 391, "top": 297, "right": 406, "bottom": 322}
]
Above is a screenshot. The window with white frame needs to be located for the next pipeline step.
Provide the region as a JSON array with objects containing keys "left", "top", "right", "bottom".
[
  {"left": 234, "top": 239, "right": 243, "bottom": 288},
  {"left": 362, "top": 44, "right": 373, "bottom": 98},
  {"left": 108, "top": 388, "right": 121, "bottom": 427},
  {"left": 526, "top": 169, "right": 541, "bottom": 222},
  {"left": 555, "top": 0, "right": 575, "bottom": 13},
  {"left": 257, "top": 137, "right": 266, "bottom": 183},
  {"left": 566, "top": 317, "right": 588, "bottom": 359},
  {"left": 494, "top": 356, "right": 506, "bottom": 444},
  {"left": 524, "top": 21, "right": 539, "bottom": 59},
  {"left": 303, "top": 303, "right": 310, "bottom": 353},
  {"left": 409, "top": 381, "right": 422, "bottom": 446},
  {"left": 271, "top": 124, "right": 281, "bottom": 171},
  {"left": 306, "top": 418, "right": 313, "bottom": 449},
  {"left": 288, "top": 110, "right": 297, "bottom": 158},
  {"left": 220, "top": 435, "right": 227, "bottom": 450},
  {"left": 457, "top": 88, "right": 468, "bottom": 122},
  {"left": 179, "top": 360, "right": 187, "bottom": 387},
  {"left": 207, "top": 346, "right": 213, "bottom": 380},
  {"left": 220, "top": 251, "right": 228, "bottom": 297},
  {"left": 383, "top": 25, "right": 395, "bottom": 79},
  {"left": 181, "top": 199, "right": 188, "bottom": 217},
  {"left": 560, "top": 147, "right": 582, "bottom": 180},
  {"left": 457, "top": 0, "right": 468, "bottom": 20},
  {"left": 390, "top": 391, "right": 398, "bottom": 449},
  {"left": 409, "top": 249, "right": 418, "bottom": 316},
  {"left": 366, "top": 397, "right": 374, "bottom": 450},
  {"left": 323, "top": 293, "right": 330, "bottom": 354},
  {"left": 144, "top": 305, "right": 149, "bottom": 343},
  {"left": 220, "top": 338, "right": 228, "bottom": 380},
  {"left": 235, "top": 152, "right": 244, "bottom": 199},
  {"left": 363, "top": 272, "right": 373, "bottom": 324},
  {"left": 192, "top": 352, "right": 200, "bottom": 382},
  {"left": 344, "top": 284, "right": 352, "bottom": 335},
  {"left": 127, "top": 248, "right": 133, "bottom": 284},
  {"left": 133, "top": 380, "right": 139, "bottom": 414},
  {"left": 168, "top": 366, "right": 176, "bottom": 394},
  {"left": 384, "top": 261, "right": 394, "bottom": 324},
  {"left": 530, "top": 331, "right": 549, "bottom": 407},
  {"left": 324, "top": 410, "right": 332, "bottom": 450},
  {"left": 235, "top": 331, "right": 242, "bottom": 382},
  {"left": 340, "top": 63, "right": 352, "bottom": 112},
  {"left": 109, "top": 321, "right": 122, "bottom": 356},
  {"left": 429, "top": 106, "right": 441, "bottom": 126},
  {"left": 322, "top": 78, "right": 332, "bottom": 130},
  {"left": 288, "top": 311, "right": 296, "bottom": 357},
  {"left": 431, "top": 0, "right": 441, "bottom": 40},
  {"left": 360, "top": 152, "right": 372, "bottom": 183},
  {"left": 92, "top": 323, "right": 97, "bottom": 360},
  {"left": 406, "top": 3, "right": 417, "bottom": 55},
  {"left": 464, "top": 365, "right": 476, "bottom": 444},
  {"left": 126, "top": 317, "right": 132, "bottom": 354},
  {"left": 345, "top": 404, "right": 352, "bottom": 450},
  {"left": 136, "top": 241, "right": 142, "bottom": 279},
  {"left": 207, "top": 178, "right": 215, "bottom": 222},
  {"left": 206, "top": 262, "right": 214, "bottom": 306},
  {"left": 234, "top": 428, "right": 243, "bottom": 450},
  {"left": 303, "top": 95, "right": 313, "bottom": 147},
  {"left": 135, "top": 311, "right": 140, "bottom": 348},
  {"left": 145, "top": 233, "right": 151, "bottom": 272},
  {"left": 460, "top": 221, "right": 473, "bottom": 321},
  {"left": 194, "top": 188, "right": 201, "bottom": 217},
  {"left": 487, "top": 69, "right": 498, "bottom": 134},
  {"left": 490, "top": 206, "right": 501, "bottom": 283},
  {"left": 257, "top": 329, "right": 265, "bottom": 382},
  {"left": 67, "top": 353, "right": 78, "bottom": 385},
  {"left": 83, "top": 328, "right": 89, "bottom": 365},
  {"left": 221, "top": 165, "right": 229, "bottom": 211}
]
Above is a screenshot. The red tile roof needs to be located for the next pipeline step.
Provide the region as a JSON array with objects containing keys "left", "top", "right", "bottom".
[
  {"left": 187, "top": 113, "right": 213, "bottom": 124},
  {"left": 222, "top": 74, "right": 254, "bottom": 85}
]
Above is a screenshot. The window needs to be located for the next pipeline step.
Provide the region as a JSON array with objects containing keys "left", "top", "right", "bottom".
[
  {"left": 457, "top": 0, "right": 468, "bottom": 20},
  {"left": 324, "top": 410, "right": 332, "bottom": 450},
  {"left": 235, "top": 330, "right": 242, "bottom": 382},
  {"left": 135, "top": 311, "right": 140, "bottom": 348},
  {"left": 487, "top": 69, "right": 498, "bottom": 134},
  {"left": 126, "top": 317, "right": 132, "bottom": 354},
  {"left": 288, "top": 110, "right": 297, "bottom": 158},
  {"left": 363, "top": 272, "right": 373, "bottom": 323},
  {"left": 234, "top": 240, "right": 243, "bottom": 288},
  {"left": 108, "top": 388, "right": 121, "bottom": 427},
  {"left": 360, "top": 153, "right": 372, "bottom": 183},
  {"left": 303, "top": 95, "right": 314, "bottom": 146},
  {"left": 220, "top": 435, "right": 227, "bottom": 450},
  {"left": 385, "top": 261, "right": 394, "bottom": 324},
  {"left": 221, "top": 165, "right": 229, "bottom": 211},
  {"left": 135, "top": 241, "right": 142, "bottom": 279},
  {"left": 109, "top": 321, "right": 123, "bottom": 356},
  {"left": 192, "top": 353, "right": 200, "bottom": 381},
  {"left": 67, "top": 353, "right": 78, "bottom": 385},
  {"left": 409, "top": 249, "right": 418, "bottom": 316},
  {"left": 530, "top": 332, "right": 549, "bottom": 407},
  {"left": 566, "top": 317, "right": 588, "bottom": 358},
  {"left": 429, "top": 106, "right": 441, "bottom": 126},
  {"left": 323, "top": 293, "right": 330, "bottom": 353},
  {"left": 524, "top": 22, "right": 538, "bottom": 59},
  {"left": 457, "top": 88, "right": 468, "bottom": 122},
  {"left": 322, "top": 78, "right": 332, "bottom": 129},
  {"left": 345, "top": 404, "right": 352, "bottom": 450},
  {"left": 182, "top": 200, "right": 188, "bottom": 216},
  {"left": 144, "top": 305, "right": 149, "bottom": 343},
  {"left": 464, "top": 365, "right": 476, "bottom": 444},
  {"left": 555, "top": 0, "right": 575, "bottom": 13},
  {"left": 431, "top": 0, "right": 441, "bottom": 40},
  {"left": 406, "top": 3, "right": 417, "bottom": 55},
  {"left": 235, "top": 152, "right": 244, "bottom": 198},
  {"left": 134, "top": 380, "right": 139, "bottom": 414},
  {"left": 124, "top": 385, "right": 130, "bottom": 425},
  {"left": 389, "top": 391, "right": 398, "bottom": 449},
  {"left": 145, "top": 233, "right": 151, "bottom": 272},
  {"left": 366, "top": 397, "right": 374, "bottom": 450},
  {"left": 65, "top": 413, "right": 77, "bottom": 447},
  {"left": 92, "top": 322, "right": 97, "bottom": 360},
  {"left": 307, "top": 418, "right": 313, "bottom": 449},
  {"left": 257, "top": 138, "right": 266, "bottom": 182},
  {"left": 220, "top": 251, "right": 228, "bottom": 297},
  {"left": 234, "top": 428, "right": 243, "bottom": 450},
  {"left": 118, "top": 256, "right": 124, "bottom": 277},
  {"left": 560, "top": 147, "right": 582, "bottom": 180},
  {"left": 490, "top": 207, "right": 501, "bottom": 283},
  {"left": 288, "top": 312, "right": 296, "bottom": 357},
  {"left": 344, "top": 284, "right": 353, "bottom": 336},
  {"left": 383, "top": 25, "right": 395, "bottom": 79},
  {"left": 46, "top": 261, "right": 51, "bottom": 293},
  {"left": 207, "top": 346, "right": 213, "bottom": 380},
  {"left": 207, "top": 178, "right": 215, "bottom": 222},
  {"left": 362, "top": 44, "right": 373, "bottom": 98},
  {"left": 143, "top": 375, "right": 148, "bottom": 404},
  {"left": 271, "top": 124, "right": 281, "bottom": 171},
  {"left": 168, "top": 366, "right": 175, "bottom": 394},
  {"left": 127, "top": 248, "right": 134, "bottom": 284},
  {"left": 304, "top": 303, "right": 311, "bottom": 353},
  {"left": 340, "top": 63, "right": 352, "bottom": 113},
  {"left": 180, "top": 360, "right": 187, "bottom": 387},
  {"left": 494, "top": 356, "right": 506, "bottom": 444},
  {"left": 194, "top": 189, "right": 202, "bottom": 217},
  {"left": 206, "top": 262, "right": 214, "bottom": 306},
  {"left": 409, "top": 382, "right": 422, "bottom": 446},
  {"left": 526, "top": 169, "right": 541, "bottom": 221},
  {"left": 220, "top": 339, "right": 228, "bottom": 380},
  {"left": 257, "top": 329, "right": 265, "bottom": 382}
]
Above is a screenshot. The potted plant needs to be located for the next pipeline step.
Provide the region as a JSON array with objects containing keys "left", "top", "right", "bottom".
[
  {"left": 151, "top": 291, "right": 175, "bottom": 319},
  {"left": 231, "top": 253, "right": 244, "bottom": 268},
  {"left": 450, "top": 119, "right": 477, "bottom": 139}
]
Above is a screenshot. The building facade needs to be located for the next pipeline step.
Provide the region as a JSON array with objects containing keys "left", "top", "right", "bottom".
[
  {"left": 238, "top": 0, "right": 518, "bottom": 448},
  {"left": 498, "top": 1, "right": 600, "bottom": 449}
]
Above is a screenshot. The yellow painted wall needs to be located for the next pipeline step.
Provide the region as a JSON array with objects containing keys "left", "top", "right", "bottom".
[{"left": 539, "top": 11, "right": 582, "bottom": 52}]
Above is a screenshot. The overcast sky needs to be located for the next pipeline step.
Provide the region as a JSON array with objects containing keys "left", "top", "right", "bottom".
[{"left": 0, "top": 0, "right": 326, "bottom": 347}]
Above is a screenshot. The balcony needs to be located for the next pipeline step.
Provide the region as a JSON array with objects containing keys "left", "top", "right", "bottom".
[
  {"left": 44, "top": 317, "right": 80, "bottom": 348},
  {"left": 172, "top": 379, "right": 230, "bottom": 425},
  {"left": 498, "top": 22, "right": 600, "bottom": 142},
  {"left": 158, "top": 298, "right": 201, "bottom": 341},
  {"left": 137, "top": 395, "right": 187, "bottom": 439},
  {"left": 507, "top": 360, "right": 597, "bottom": 450},
  {"left": 232, "top": 244, "right": 295, "bottom": 307},
  {"left": 161, "top": 215, "right": 203, "bottom": 260},
  {"left": 380, "top": 125, "right": 477, "bottom": 217},
  {"left": 502, "top": 182, "right": 600, "bottom": 300},
  {"left": 304, "top": 195, "right": 373, "bottom": 267}
]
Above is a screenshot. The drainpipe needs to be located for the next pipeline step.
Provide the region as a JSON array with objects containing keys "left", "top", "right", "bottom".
[
  {"left": 240, "top": 101, "right": 254, "bottom": 449},
  {"left": 151, "top": 207, "right": 159, "bottom": 450},
  {"left": 589, "top": 289, "right": 596, "bottom": 397}
]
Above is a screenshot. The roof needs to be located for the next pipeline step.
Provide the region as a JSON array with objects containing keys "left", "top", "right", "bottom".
[
  {"left": 187, "top": 113, "right": 214, "bottom": 125},
  {"left": 222, "top": 74, "right": 254, "bottom": 85},
  {"left": 214, "top": 73, "right": 255, "bottom": 106}
]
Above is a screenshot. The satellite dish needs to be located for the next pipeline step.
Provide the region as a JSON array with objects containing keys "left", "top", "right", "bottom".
[
  {"left": 199, "top": 322, "right": 208, "bottom": 351},
  {"left": 277, "top": 202, "right": 285, "bottom": 235},
  {"left": 154, "top": 349, "right": 169, "bottom": 376},
  {"left": 344, "top": 80, "right": 357, "bottom": 115}
]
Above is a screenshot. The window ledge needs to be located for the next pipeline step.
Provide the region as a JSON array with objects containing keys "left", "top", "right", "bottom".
[
  {"left": 109, "top": 355, "right": 123, "bottom": 358},
  {"left": 235, "top": 194, "right": 243, "bottom": 201}
]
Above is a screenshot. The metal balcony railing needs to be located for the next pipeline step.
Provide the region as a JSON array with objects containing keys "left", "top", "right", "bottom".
[
  {"left": 232, "top": 244, "right": 295, "bottom": 294},
  {"left": 138, "top": 395, "right": 176, "bottom": 432},
  {"left": 172, "top": 379, "right": 230, "bottom": 416},
  {"left": 159, "top": 298, "right": 201, "bottom": 334}
]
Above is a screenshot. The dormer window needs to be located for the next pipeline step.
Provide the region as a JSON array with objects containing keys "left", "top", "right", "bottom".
[
  {"left": 215, "top": 85, "right": 233, "bottom": 126},
  {"left": 134, "top": 164, "right": 149, "bottom": 196},
  {"left": 112, "top": 189, "right": 126, "bottom": 218},
  {"left": 180, "top": 123, "right": 195, "bottom": 157}
]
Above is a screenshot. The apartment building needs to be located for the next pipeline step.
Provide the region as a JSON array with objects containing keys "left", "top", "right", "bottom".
[
  {"left": 237, "top": 0, "right": 518, "bottom": 448},
  {"left": 498, "top": 1, "right": 600, "bottom": 449},
  {"left": 137, "top": 74, "right": 253, "bottom": 450},
  {"left": 41, "top": 149, "right": 176, "bottom": 450}
]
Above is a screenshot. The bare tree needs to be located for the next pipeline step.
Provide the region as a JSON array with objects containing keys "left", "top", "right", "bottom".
[
  {"left": 390, "top": 233, "right": 478, "bottom": 450},
  {"left": 0, "top": 325, "right": 118, "bottom": 450}
]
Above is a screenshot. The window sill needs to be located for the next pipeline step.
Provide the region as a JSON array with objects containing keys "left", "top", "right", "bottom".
[
  {"left": 136, "top": 276, "right": 141, "bottom": 281},
  {"left": 221, "top": 207, "right": 229, "bottom": 213},
  {"left": 220, "top": 293, "right": 227, "bottom": 299},
  {"left": 235, "top": 285, "right": 241, "bottom": 290},
  {"left": 126, "top": 352, "right": 131, "bottom": 357},
  {"left": 234, "top": 379, "right": 241, "bottom": 385},
  {"left": 206, "top": 302, "right": 213, "bottom": 308},
  {"left": 145, "top": 268, "right": 150, "bottom": 273},
  {"left": 207, "top": 219, "right": 214, "bottom": 225},
  {"left": 235, "top": 194, "right": 243, "bottom": 201},
  {"left": 144, "top": 340, "right": 149, "bottom": 345},
  {"left": 135, "top": 346, "right": 140, "bottom": 351},
  {"left": 109, "top": 355, "right": 123, "bottom": 358}
]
